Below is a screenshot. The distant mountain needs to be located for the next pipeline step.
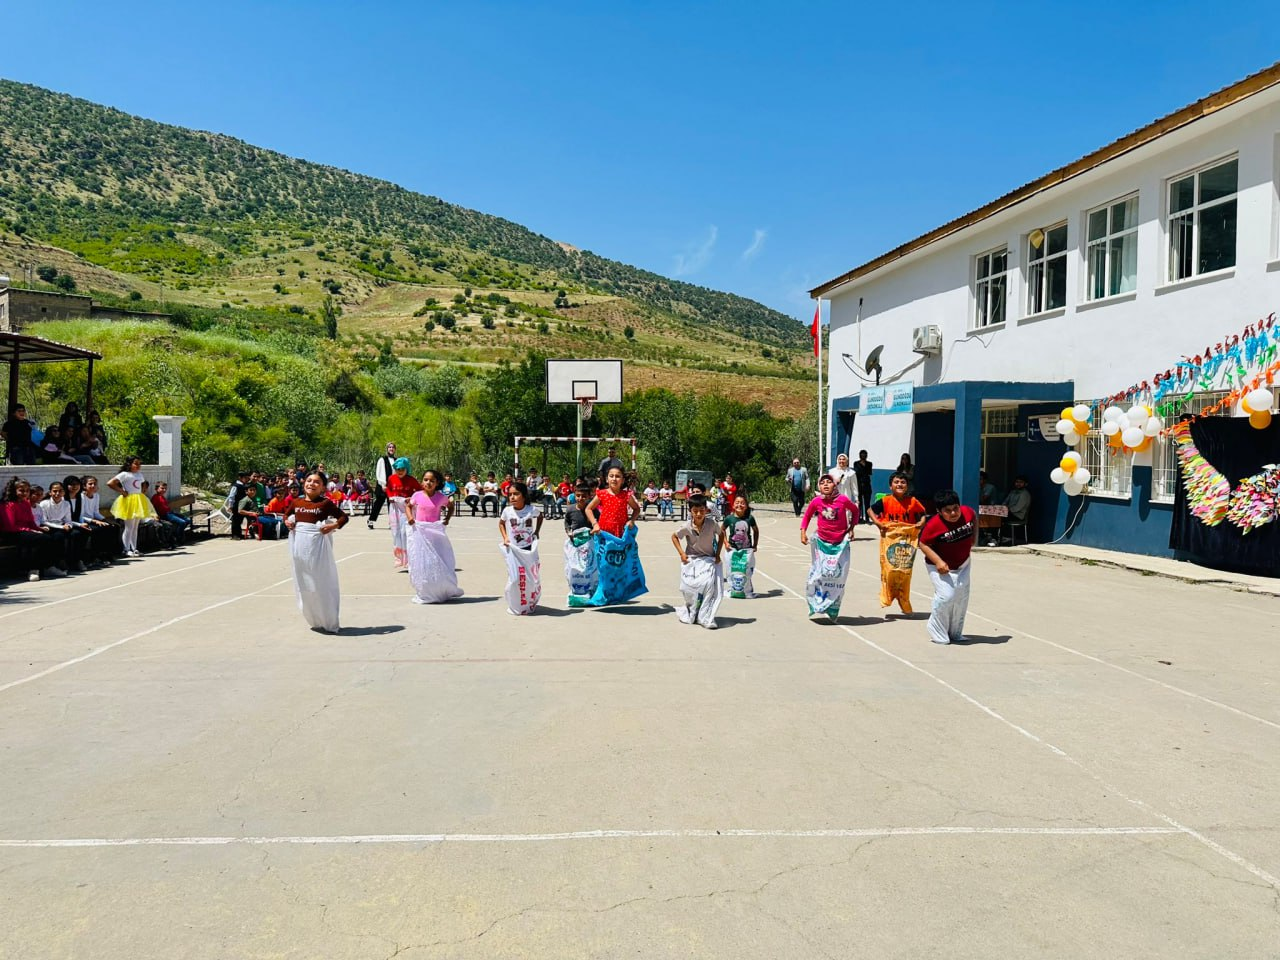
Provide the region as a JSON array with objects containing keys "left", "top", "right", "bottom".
[{"left": 0, "top": 78, "right": 806, "bottom": 348}]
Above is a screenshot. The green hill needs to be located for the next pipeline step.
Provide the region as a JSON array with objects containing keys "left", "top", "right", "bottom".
[{"left": 0, "top": 77, "right": 807, "bottom": 353}]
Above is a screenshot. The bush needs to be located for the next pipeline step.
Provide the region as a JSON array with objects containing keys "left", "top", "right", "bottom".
[
  {"left": 53, "top": 274, "right": 76, "bottom": 291},
  {"left": 373, "top": 363, "right": 426, "bottom": 398},
  {"left": 37, "top": 265, "right": 58, "bottom": 282},
  {"left": 439, "top": 314, "right": 456, "bottom": 330}
]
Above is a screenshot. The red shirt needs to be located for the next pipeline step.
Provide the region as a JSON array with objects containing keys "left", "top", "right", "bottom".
[
  {"left": 557, "top": 482, "right": 572, "bottom": 498},
  {"left": 151, "top": 493, "right": 171, "bottom": 518},
  {"left": 385, "top": 474, "right": 421, "bottom": 499},
  {"left": 720, "top": 481, "right": 737, "bottom": 501},
  {"left": 593, "top": 487, "right": 631, "bottom": 537},
  {"left": 920, "top": 507, "right": 977, "bottom": 569},
  {"left": 0, "top": 500, "right": 41, "bottom": 533}
]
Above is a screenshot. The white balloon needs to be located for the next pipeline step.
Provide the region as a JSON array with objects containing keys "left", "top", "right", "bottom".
[
  {"left": 1063, "top": 450, "right": 1082, "bottom": 465},
  {"left": 1126, "top": 405, "right": 1148, "bottom": 428},
  {"left": 1050, "top": 468, "right": 1068, "bottom": 485},
  {"left": 1062, "top": 430, "right": 1080, "bottom": 446},
  {"left": 1073, "top": 468, "right": 1091, "bottom": 485},
  {"left": 1063, "top": 479, "right": 1084, "bottom": 497},
  {"left": 1121, "top": 427, "right": 1145, "bottom": 448},
  {"left": 1072, "top": 404, "right": 1091, "bottom": 423},
  {"left": 1055, "top": 419, "right": 1075, "bottom": 437},
  {"left": 1142, "top": 416, "right": 1163, "bottom": 437},
  {"left": 1247, "top": 387, "right": 1273, "bottom": 412},
  {"left": 1102, "top": 421, "right": 1120, "bottom": 436},
  {"left": 1103, "top": 405, "right": 1125, "bottom": 423}
]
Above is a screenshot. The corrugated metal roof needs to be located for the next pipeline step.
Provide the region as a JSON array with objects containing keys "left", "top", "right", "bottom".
[{"left": 811, "top": 60, "right": 1280, "bottom": 299}]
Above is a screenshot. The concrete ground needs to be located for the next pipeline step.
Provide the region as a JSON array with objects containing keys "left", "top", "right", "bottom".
[{"left": 1, "top": 504, "right": 1277, "bottom": 959}]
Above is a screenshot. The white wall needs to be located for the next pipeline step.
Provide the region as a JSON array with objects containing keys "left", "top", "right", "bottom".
[{"left": 826, "top": 84, "right": 1280, "bottom": 452}]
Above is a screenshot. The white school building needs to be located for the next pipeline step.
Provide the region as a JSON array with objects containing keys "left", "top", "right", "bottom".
[{"left": 814, "top": 61, "right": 1280, "bottom": 556}]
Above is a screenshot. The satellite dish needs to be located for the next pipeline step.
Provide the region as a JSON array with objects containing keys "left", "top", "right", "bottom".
[{"left": 865, "top": 345, "right": 884, "bottom": 384}]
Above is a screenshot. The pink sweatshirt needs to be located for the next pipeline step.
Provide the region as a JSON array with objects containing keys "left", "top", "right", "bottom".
[
  {"left": 801, "top": 494, "right": 859, "bottom": 544},
  {"left": 0, "top": 500, "right": 41, "bottom": 533}
]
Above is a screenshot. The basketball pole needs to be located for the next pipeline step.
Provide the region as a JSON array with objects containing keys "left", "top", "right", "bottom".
[{"left": 575, "top": 402, "right": 583, "bottom": 479}]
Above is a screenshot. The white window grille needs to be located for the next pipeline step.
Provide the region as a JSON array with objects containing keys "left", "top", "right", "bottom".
[
  {"left": 1167, "top": 157, "right": 1237, "bottom": 282},
  {"left": 1085, "top": 195, "right": 1138, "bottom": 300},
  {"left": 974, "top": 247, "right": 1008, "bottom": 329},
  {"left": 1026, "top": 223, "right": 1067, "bottom": 314},
  {"left": 1150, "top": 388, "right": 1278, "bottom": 502},
  {"left": 1079, "top": 406, "right": 1131, "bottom": 499},
  {"left": 982, "top": 407, "right": 1018, "bottom": 435}
]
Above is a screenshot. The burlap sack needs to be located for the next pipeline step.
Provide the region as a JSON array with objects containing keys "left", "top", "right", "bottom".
[{"left": 878, "top": 521, "right": 919, "bottom": 613}]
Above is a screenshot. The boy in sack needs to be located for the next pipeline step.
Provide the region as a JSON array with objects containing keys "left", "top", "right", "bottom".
[
  {"left": 672, "top": 494, "right": 722, "bottom": 629},
  {"left": 917, "top": 489, "right": 977, "bottom": 645},
  {"left": 563, "top": 479, "right": 598, "bottom": 604}
]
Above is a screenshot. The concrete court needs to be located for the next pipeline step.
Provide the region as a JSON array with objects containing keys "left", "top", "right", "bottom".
[{"left": 0, "top": 505, "right": 1277, "bottom": 959}]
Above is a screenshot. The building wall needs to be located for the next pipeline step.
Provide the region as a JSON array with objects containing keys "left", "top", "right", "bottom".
[
  {"left": 2, "top": 289, "right": 94, "bottom": 327},
  {"left": 822, "top": 83, "right": 1280, "bottom": 557}
]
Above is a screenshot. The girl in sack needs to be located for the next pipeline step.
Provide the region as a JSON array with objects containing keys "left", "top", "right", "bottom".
[{"left": 800, "top": 473, "right": 860, "bottom": 621}]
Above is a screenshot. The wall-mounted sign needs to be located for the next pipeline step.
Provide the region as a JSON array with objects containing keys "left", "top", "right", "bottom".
[
  {"left": 861, "top": 383, "right": 914, "bottom": 416},
  {"left": 1027, "top": 415, "right": 1061, "bottom": 442}
]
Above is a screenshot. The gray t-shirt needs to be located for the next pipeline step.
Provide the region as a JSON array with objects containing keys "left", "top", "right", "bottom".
[{"left": 675, "top": 518, "right": 720, "bottom": 558}]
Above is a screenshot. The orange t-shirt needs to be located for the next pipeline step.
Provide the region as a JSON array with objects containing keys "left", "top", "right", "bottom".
[{"left": 872, "top": 495, "right": 926, "bottom": 524}]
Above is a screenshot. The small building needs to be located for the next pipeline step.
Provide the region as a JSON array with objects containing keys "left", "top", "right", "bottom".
[
  {"left": 0, "top": 286, "right": 170, "bottom": 333},
  {"left": 813, "top": 62, "right": 1280, "bottom": 556}
]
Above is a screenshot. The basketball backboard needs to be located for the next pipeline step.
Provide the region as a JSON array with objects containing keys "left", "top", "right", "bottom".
[{"left": 545, "top": 358, "right": 623, "bottom": 404}]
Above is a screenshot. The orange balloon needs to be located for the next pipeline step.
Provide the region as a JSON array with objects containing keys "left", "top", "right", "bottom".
[
  {"left": 1108, "top": 432, "right": 1124, "bottom": 449},
  {"left": 1074, "top": 420, "right": 1090, "bottom": 435},
  {"left": 1134, "top": 436, "right": 1153, "bottom": 453},
  {"left": 1250, "top": 409, "right": 1272, "bottom": 430}
]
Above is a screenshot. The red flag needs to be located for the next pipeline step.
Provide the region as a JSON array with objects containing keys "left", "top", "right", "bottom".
[{"left": 810, "top": 303, "right": 820, "bottom": 357}]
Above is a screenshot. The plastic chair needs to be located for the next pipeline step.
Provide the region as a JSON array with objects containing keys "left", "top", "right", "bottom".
[{"left": 1003, "top": 517, "right": 1029, "bottom": 546}]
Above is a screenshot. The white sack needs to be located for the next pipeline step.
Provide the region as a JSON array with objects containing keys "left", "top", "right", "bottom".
[
  {"left": 408, "top": 521, "right": 463, "bottom": 604},
  {"left": 563, "top": 529, "right": 598, "bottom": 603},
  {"left": 503, "top": 539, "right": 542, "bottom": 615},
  {"left": 291, "top": 521, "right": 341, "bottom": 632},
  {"left": 678, "top": 556, "right": 722, "bottom": 627}
]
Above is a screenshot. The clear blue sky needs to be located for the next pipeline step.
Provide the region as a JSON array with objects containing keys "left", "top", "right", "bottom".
[{"left": 5, "top": 2, "right": 1277, "bottom": 325}]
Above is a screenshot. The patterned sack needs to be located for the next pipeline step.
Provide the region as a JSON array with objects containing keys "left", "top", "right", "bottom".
[
  {"left": 502, "top": 539, "right": 542, "bottom": 615},
  {"left": 563, "top": 529, "right": 598, "bottom": 604},
  {"left": 878, "top": 521, "right": 919, "bottom": 613},
  {"left": 806, "top": 536, "right": 850, "bottom": 620},
  {"left": 569, "top": 525, "right": 648, "bottom": 607},
  {"left": 726, "top": 547, "right": 755, "bottom": 599}
]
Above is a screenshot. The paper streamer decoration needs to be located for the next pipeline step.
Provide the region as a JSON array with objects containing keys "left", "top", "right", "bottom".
[{"left": 1170, "top": 419, "right": 1280, "bottom": 533}]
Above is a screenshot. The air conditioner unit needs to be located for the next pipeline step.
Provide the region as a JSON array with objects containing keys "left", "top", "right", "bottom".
[{"left": 912, "top": 324, "right": 942, "bottom": 356}]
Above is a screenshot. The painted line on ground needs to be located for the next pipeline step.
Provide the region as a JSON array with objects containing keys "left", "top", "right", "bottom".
[
  {"left": 752, "top": 562, "right": 1280, "bottom": 890},
  {"left": 0, "top": 544, "right": 277, "bottom": 624},
  {"left": 0, "top": 553, "right": 367, "bottom": 696},
  {"left": 759, "top": 527, "right": 1280, "bottom": 734},
  {"left": 0, "top": 825, "right": 1183, "bottom": 849}
]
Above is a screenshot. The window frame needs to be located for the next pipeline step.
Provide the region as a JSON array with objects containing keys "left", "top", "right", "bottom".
[
  {"left": 1149, "top": 388, "right": 1279, "bottom": 503},
  {"left": 1165, "top": 154, "right": 1238, "bottom": 284},
  {"left": 973, "top": 246, "right": 1009, "bottom": 330},
  {"left": 1084, "top": 194, "right": 1139, "bottom": 302},
  {"left": 1025, "top": 222, "right": 1068, "bottom": 316},
  {"left": 1077, "top": 406, "right": 1132, "bottom": 501}
]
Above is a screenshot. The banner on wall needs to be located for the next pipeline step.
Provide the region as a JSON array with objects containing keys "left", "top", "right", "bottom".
[
  {"left": 861, "top": 383, "right": 914, "bottom": 416},
  {"left": 1027, "top": 416, "right": 1062, "bottom": 442}
]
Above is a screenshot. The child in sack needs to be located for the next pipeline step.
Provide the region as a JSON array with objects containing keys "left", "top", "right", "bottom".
[{"left": 672, "top": 494, "right": 722, "bottom": 629}]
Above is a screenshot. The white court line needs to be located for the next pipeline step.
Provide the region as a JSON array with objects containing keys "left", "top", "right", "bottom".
[
  {"left": 0, "top": 544, "right": 277, "bottom": 624},
  {"left": 752, "top": 563, "right": 1280, "bottom": 890},
  {"left": 0, "top": 553, "right": 366, "bottom": 696},
  {"left": 0, "top": 826, "right": 1182, "bottom": 848},
  {"left": 758, "top": 528, "right": 1280, "bottom": 734}
]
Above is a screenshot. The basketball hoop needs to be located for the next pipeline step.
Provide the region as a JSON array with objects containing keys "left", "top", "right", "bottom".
[{"left": 577, "top": 396, "right": 595, "bottom": 421}]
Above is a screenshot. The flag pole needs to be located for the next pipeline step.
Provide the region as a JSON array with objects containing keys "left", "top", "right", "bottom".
[{"left": 816, "top": 298, "right": 824, "bottom": 472}]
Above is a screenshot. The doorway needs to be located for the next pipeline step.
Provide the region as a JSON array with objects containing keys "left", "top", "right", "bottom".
[{"left": 981, "top": 406, "right": 1019, "bottom": 499}]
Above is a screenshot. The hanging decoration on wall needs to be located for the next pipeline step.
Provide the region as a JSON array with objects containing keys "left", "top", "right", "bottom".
[{"left": 1169, "top": 419, "right": 1280, "bottom": 533}]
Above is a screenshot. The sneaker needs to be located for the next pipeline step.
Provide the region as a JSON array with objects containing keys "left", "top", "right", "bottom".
[
  {"left": 704, "top": 621, "right": 719, "bottom": 630},
  {"left": 411, "top": 596, "right": 429, "bottom": 605},
  {"left": 676, "top": 609, "right": 691, "bottom": 624},
  {"left": 28, "top": 570, "right": 40, "bottom": 582},
  {"left": 367, "top": 520, "right": 375, "bottom": 530}
]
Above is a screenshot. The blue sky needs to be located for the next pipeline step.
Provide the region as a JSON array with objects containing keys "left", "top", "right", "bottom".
[{"left": 4, "top": 2, "right": 1278, "bottom": 325}]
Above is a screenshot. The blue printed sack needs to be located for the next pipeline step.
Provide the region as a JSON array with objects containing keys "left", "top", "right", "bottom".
[{"left": 568, "top": 526, "right": 648, "bottom": 607}]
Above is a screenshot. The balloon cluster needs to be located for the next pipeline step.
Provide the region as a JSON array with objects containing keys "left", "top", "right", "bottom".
[
  {"left": 1240, "top": 386, "right": 1274, "bottom": 429},
  {"left": 1054, "top": 404, "right": 1091, "bottom": 447},
  {"left": 1098, "top": 403, "right": 1163, "bottom": 454},
  {"left": 1050, "top": 450, "right": 1090, "bottom": 496}
]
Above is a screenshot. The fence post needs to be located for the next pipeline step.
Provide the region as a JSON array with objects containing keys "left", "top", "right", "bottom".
[{"left": 153, "top": 415, "right": 188, "bottom": 491}]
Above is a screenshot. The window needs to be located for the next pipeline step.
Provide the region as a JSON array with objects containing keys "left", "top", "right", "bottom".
[
  {"left": 1078, "top": 407, "right": 1131, "bottom": 499},
  {"left": 1086, "top": 195, "right": 1138, "bottom": 300},
  {"left": 974, "top": 247, "right": 1008, "bottom": 328},
  {"left": 1151, "top": 390, "right": 1241, "bottom": 503},
  {"left": 1168, "top": 157, "right": 1237, "bottom": 281},
  {"left": 1026, "top": 223, "right": 1067, "bottom": 314}
]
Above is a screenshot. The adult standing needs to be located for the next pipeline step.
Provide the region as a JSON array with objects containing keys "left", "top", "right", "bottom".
[
  {"left": 368, "top": 442, "right": 397, "bottom": 529},
  {"left": 829, "top": 453, "right": 857, "bottom": 505},
  {"left": 853, "top": 450, "right": 874, "bottom": 523},
  {"left": 897, "top": 453, "right": 915, "bottom": 497},
  {"left": 597, "top": 445, "right": 625, "bottom": 486},
  {"left": 785, "top": 458, "right": 810, "bottom": 517}
]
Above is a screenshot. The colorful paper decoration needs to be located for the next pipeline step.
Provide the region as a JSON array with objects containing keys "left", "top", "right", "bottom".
[{"left": 1169, "top": 419, "right": 1280, "bottom": 533}]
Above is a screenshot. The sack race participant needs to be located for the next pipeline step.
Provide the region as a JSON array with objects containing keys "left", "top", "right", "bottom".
[
  {"left": 284, "top": 472, "right": 349, "bottom": 633},
  {"left": 721, "top": 493, "right": 759, "bottom": 599},
  {"left": 672, "top": 494, "right": 722, "bottom": 628},
  {"left": 868, "top": 471, "right": 927, "bottom": 614},
  {"left": 917, "top": 489, "right": 977, "bottom": 645},
  {"left": 500, "top": 481, "right": 543, "bottom": 615},
  {"left": 562, "top": 480, "right": 599, "bottom": 603},
  {"left": 385, "top": 457, "right": 420, "bottom": 569},
  {"left": 800, "top": 473, "right": 860, "bottom": 621},
  {"left": 405, "top": 469, "right": 462, "bottom": 604}
]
